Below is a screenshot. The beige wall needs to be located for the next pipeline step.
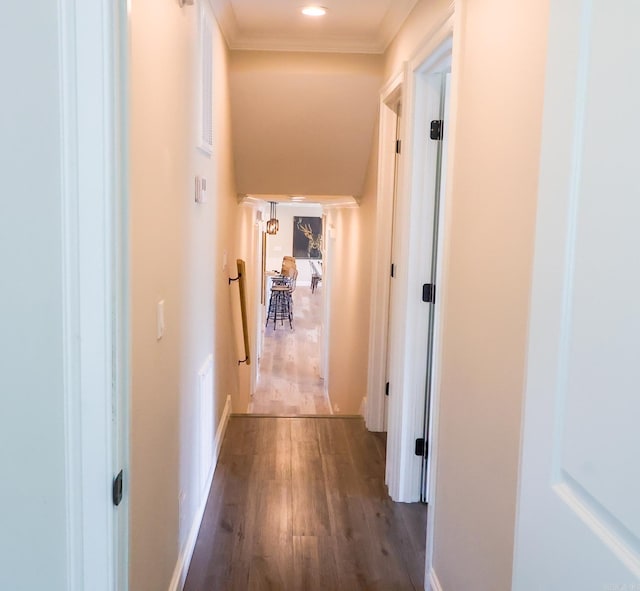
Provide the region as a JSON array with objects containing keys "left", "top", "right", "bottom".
[
  {"left": 324, "top": 127, "right": 378, "bottom": 415},
  {"left": 324, "top": 205, "right": 373, "bottom": 414},
  {"left": 384, "top": 0, "right": 454, "bottom": 81},
  {"left": 384, "top": 0, "right": 549, "bottom": 588},
  {"left": 129, "top": 1, "right": 239, "bottom": 589},
  {"left": 229, "top": 50, "right": 383, "bottom": 196}
]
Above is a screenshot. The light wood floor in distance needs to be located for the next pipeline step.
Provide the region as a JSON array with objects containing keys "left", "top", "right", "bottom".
[
  {"left": 184, "top": 416, "right": 428, "bottom": 591},
  {"left": 249, "top": 285, "right": 331, "bottom": 415}
]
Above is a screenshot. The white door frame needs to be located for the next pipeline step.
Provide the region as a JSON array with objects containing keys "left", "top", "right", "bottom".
[
  {"left": 60, "top": 0, "right": 129, "bottom": 589},
  {"left": 365, "top": 71, "right": 404, "bottom": 432},
  {"left": 252, "top": 212, "right": 263, "bottom": 394},
  {"left": 424, "top": 5, "right": 463, "bottom": 589},
  {"left": 320, "top": 212, "right": 330, "bottom": 384},
  {"left": 238, "top": 197, "right": 265, "bottom": 395},
  {"left": 376, "top": 9, "right": 455, "bottom": 504}
]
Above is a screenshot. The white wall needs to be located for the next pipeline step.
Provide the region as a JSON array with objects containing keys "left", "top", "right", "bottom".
[
  {"left": 0, "top": 3, "right": 68, "bottom": 589},
  {"left": 265, "top": 203, "right": 323, "bottom": 285},
  {"left": 382, "top": 0, "right": 550, "bottom": 589},
  {"left": 129, "top": 0, "right": 240, "bottom": 589}
]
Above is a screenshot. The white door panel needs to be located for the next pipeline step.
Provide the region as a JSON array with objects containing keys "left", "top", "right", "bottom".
[{"left": 513, "top": 0, "right": 640, "bottom": 588}]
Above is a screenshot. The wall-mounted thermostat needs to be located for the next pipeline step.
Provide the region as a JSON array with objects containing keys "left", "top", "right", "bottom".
[{"left": 195, "top": 176, "right": 208, "bottom": 203}]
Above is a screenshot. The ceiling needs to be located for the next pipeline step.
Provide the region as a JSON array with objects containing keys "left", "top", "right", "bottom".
[
  {"left": 243, "top": 194, "right": 358, "bottom": 206},
  {"left": 208, "top": 0, "right": 419, "bottom": 53}
]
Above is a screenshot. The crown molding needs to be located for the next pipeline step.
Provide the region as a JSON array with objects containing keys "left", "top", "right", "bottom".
[{"left": 208, "top": 0, "right": 419, "bottom": 54}]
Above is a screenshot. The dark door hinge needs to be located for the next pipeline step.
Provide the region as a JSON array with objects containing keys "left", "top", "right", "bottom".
[
  {"left": 385, "top": 382, "right": 390, "bottom": 396},
  {"left": 113, "top": 470, "right": 124, "bottom": 507},
  {"left": 391, "top": 263, "right": 395, "bottom": 278},
  {"left": 395, "top": 139, "right": 402, "bottom": 154},
  {"left": 430, "top": 120, "right": 443, "bottom": 140},
  {"left": 415, "top": 438, "right": 426, "bottom": 457},
  {"left": 422, "top": 283, "right": 436, "bottom": 303}
]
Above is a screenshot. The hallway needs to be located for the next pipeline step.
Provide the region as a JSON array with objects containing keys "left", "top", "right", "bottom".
[
  {"left": 250, "top": 286, "right": 331, "bottom": 415},
  {"left": 183, "top": 416, "right": 427, "bottom": 590},
  {"left": 7, "top": 0, "right": 634, "bottom": 589}
]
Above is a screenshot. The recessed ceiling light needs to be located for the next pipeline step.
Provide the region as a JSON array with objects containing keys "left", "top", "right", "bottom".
[
  {"left": 291, "top": 196, "right": 306, "bottom": 201},
  {"left": 302, "top": 6, "right": 327, "bottom": 17}
]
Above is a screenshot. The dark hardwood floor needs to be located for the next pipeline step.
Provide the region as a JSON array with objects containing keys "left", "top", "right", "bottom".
[{"left": 184, "top": 416, "right": 427, "bottom": 591}]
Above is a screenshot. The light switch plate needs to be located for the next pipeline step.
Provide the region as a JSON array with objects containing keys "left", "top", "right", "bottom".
[
  {"left": 195, "top": 176, "right": 208, "bottom": 203},
  {"left": 200, "top": 177, "right": 207, "bottom": 203}
]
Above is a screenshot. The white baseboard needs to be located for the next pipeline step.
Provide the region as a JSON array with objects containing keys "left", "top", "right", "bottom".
[
  {"left": 213, "top": 395, "right": 232, "bottom": 466},
  {"left": 323, "top": 381, "right": 334, "bottom": 415},
  {"left": 427, "top": 567, "right": 443, "bottom": 591},
  {"left": 167, "top": 395, "right": 232, "bottom": 591}
]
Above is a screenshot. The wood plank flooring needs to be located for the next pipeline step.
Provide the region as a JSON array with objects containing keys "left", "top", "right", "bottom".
[
  {"left": 249, "top": 286, "right": 331, "bottom": 415},
  {"left": 184, "top": 417, "right": 427, "bottom": 591}
]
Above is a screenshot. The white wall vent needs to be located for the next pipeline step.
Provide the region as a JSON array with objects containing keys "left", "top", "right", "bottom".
[{"left": 198, "top": 3, "right": 213, "bottom": 155}]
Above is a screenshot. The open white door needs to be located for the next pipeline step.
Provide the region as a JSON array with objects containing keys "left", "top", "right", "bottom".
[
  {"left": 513, "top": 0, "right": 640, "bottom": 587},
  {"left": 365, "top": 73, "right": 402, "bottom": 433},
  {"left": 384, "top": 30, "right": 453, "bottom": 502},
  {"left": 419, "top": 72, "right": 450, "bottom": 502}
]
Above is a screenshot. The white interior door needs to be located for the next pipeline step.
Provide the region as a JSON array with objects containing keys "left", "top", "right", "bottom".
[
  {"left": 385, "top": 35, "right": 453, "bottom": 502},
  {"left": 513, "top": 1, "right": 640, "bottom": 588},
  {"left": 384, "top": 103, "right": 402, "bottom": 427},
  {"left": 420, "top": 72, "right": 450, "bottom": 502}
]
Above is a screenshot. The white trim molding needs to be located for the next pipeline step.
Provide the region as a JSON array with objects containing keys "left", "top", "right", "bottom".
[
  {"left": 207, "top": 0, "right": 419, "bottom": 54},
  {"left": 59, "top": 0, "right": 127, "bottom": 589},
  {"left": 427, "top": 567, "right": 444, "bottom": 591},
  {"left": 168, "top": 395, "right": 232, "bottom": 591},
  {"left": 198, "top": 1, "right": 214, "bottom": 156},
  {"left": 59, "top": 1, "right": 84, "bottom": 586},
  {"left": 321, "top": 200, "right": 360, "bottom": 211},
  {"left": 213, "top": 396, "right": 233, "bottom": 468},
  {"left": 365, "top": 69, "right": 404, "bottom": 433},
  {"left": 425, "top": 3, "right": 463, "bottom": 587},
  {"left": 384, "top": 9, "right": 455, "bottom": 503}
]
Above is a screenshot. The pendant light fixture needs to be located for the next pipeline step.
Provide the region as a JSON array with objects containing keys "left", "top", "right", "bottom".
[{"left": 266, "top": 201, "right": 279, "bottom": 235}]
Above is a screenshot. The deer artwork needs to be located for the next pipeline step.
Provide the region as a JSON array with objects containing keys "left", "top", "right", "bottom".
[{"left": 296, "top": 220, "right": 323, "bottom": 258}]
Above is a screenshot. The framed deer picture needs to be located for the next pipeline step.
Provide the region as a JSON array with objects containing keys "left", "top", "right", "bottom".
[{"left": 293, "top": 216, "right": 323, "bottom": 259}]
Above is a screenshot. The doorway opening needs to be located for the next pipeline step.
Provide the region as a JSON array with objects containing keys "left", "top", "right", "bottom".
[{"left": 248, "top": 200, "right": 331, "bottom": 415}]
